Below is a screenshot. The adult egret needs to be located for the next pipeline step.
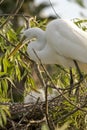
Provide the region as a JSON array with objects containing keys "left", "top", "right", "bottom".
[{"left": 23, "top": 19, "right": 87, "bottom": 72}]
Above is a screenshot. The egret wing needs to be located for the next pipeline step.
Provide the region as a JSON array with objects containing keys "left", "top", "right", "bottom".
[{"left": 46, "top": 19, "right": 87, "bottom": 63}]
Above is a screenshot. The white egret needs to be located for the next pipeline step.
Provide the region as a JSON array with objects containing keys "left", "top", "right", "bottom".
[{"left": 23, "top": 19, "right": 87, "bottom": 72}]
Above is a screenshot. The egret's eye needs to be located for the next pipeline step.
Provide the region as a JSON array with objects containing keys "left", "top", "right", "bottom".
[{"left": 32, "top": 37, "right": 37, "bottom": 41}]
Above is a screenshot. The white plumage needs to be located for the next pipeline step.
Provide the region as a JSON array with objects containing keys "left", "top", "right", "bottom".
[
  {"left": 23, "top": 19, "right": 87, "bottom": 72},
  {"left": 24, "top": 89, "right": 58, "bottom": 103}
]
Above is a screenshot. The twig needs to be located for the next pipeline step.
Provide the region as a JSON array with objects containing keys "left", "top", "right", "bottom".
[
  {"left": 55, "top": 99, "right": 87, "bottom": 123},
  {"left": 14, "top": 98, "right": 41, "bottom": 130},
  {"left": 0, "top": 13, "right": 31, "bottom": 18},
  {"left": 12, "top": 0, "right": 24, "bottom": 15},
  {"left": 34, "top": 63, "right": 46, "bottom": 87},
  {"left": 0, "top": 0, "right": 4, "bottom": 4},
  {"left": 45, "top": 85, "right": 55, "bottom": 130},
  {"left": 56, "top": 64, "right": 69, "bottom": 74},
  {"left": 7, "top": 118, "right": 16, "bottom": 130},
  {"left": 29, "top": 117, "right": 46, "bottom": 124}
]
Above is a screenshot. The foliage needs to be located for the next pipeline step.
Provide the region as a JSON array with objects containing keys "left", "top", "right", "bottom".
[
  {"left": 0, "top": 16, "right": 48, "bottom": 128},
  {"left": 0, "top": 18, "right": 26, "bottom": 127},
  {"left": 75, "top": 0, "right": 85, "bottom": 7},
  {"left": 0, "top": 0, "right": 87, "bottom": 129},
  {"left": 0, "top": 16, "right": 87, "bottom": 130}
]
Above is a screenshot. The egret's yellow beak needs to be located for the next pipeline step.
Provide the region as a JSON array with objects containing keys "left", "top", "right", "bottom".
[{"left": 8, "top": 35, "right": 27, "bottom": 59}]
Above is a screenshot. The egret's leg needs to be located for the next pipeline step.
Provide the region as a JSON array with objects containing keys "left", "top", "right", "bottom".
[
  {"left": 73, "top": 60, "right": 83, "bottom": 79},
  {"left": 73, "top": 60, "right": 83, "bottom": 96},
  {"left": 69, "top": 67, "right": 74, "bottom": 95}
]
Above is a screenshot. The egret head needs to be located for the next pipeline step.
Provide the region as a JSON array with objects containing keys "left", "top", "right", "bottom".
[
  {"left": 23, "top": 27, "right": 45, "bottom": 41},
  {"left": 23, "top": 27, "right": 46, "bottom": 63}
]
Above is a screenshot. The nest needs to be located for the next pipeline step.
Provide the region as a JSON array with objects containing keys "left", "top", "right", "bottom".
[
  {"left": 0, "top": 91, "right": 87, "bottom": 130},
  {"left": 0, "top": 96, "right": 63, "bottom": 130}
]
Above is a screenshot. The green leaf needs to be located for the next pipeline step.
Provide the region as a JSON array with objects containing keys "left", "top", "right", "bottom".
[
  {"left": 3, "top": 58, "right": 9, "bottom": 73},
  {"left": 15, "top": 64, "right": 21, "bottom": 81},
  {"left": 0, "top": 72, "right": 6, "bottom": 77},
  {"left": 6, "top": 77, "right": 16, "bottom": 88},
  {"left": 2, "top": 106, "right": 11, "bottom": 118},
  {"left": 0, "top": 109, "right": 7, "bottom": 125},
  {"left": 0, "top": 116, "right": 3, "bottom": 128},
  {"left": 1, "top": 79, "right": 8, "bottom": 95},
  {"left": 7, "top": 28, "right": 17, "bottom": 41}
]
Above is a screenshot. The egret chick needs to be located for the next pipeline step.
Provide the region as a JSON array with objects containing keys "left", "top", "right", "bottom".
[{"left": 24, "top": 88, "right": 58, "bottom": 103}]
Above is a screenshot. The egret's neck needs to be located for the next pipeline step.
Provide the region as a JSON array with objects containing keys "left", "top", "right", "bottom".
[{"left": 25, "top": 27, "right": 46, "bottom": 62}]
